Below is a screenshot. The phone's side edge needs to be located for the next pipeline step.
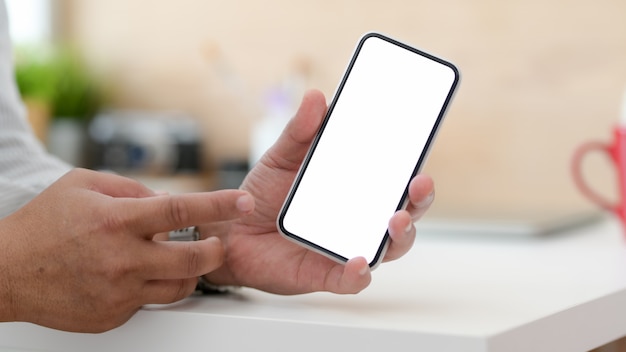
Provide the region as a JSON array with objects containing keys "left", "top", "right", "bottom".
[{"left": 368, "top": 59, "right": 461, "bottom": 270}]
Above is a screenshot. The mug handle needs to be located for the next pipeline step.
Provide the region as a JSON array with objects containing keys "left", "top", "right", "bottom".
[{"left": 571, "top": 141, "right": 618, "bottom": 212}]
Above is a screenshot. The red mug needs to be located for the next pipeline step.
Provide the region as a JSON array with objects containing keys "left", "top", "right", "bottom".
[{"left": 572, "top": 126, "right": 626, "bottom": 229}]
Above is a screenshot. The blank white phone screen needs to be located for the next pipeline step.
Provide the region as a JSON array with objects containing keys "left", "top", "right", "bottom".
[{"left": 280, "top": 34, "right": 458, "bottom": 265}]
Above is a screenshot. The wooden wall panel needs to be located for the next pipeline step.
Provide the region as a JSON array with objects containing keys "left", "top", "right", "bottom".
[{"left": 66, "top": 0, "right": 626, "bottom": 214}]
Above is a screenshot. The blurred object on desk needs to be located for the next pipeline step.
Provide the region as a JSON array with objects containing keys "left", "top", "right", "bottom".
[
  {"left": 88, "top": 110, "right": 203, "bottom": 175},
  {"left": 249, "top": 56, "right": 311, "bottom": 168}
]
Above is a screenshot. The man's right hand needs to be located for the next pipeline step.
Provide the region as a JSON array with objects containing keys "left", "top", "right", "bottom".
[{"left": 0, "top": 168, "right": 254, "bottom": 333}]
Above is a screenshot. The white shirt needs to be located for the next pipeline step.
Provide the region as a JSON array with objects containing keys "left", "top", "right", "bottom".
[{"left": 0, "top": 1, "right": 71, "bottom": 218}]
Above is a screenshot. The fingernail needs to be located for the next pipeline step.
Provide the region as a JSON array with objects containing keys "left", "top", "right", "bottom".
[
  {"left": 405, "top": 221, "right": 414, "bottom": 233},
  {"left": 359, "top": 266, "right": 369, "bottom": 276},
  {"left": 206, "top": 236, "right": 220, "bottom": 245},
  {"left": 236, "top": 194, "right": 254, "bottom": 213},
  {"left": 154, "top": 190, "right": 170, "bottom": 196},
  {"left": 414, "top": 191, "right": 434, "bottom": 208}
]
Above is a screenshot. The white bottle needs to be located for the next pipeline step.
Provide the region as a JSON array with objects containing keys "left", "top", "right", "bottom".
[{"left": 249, "top": 87, "right": 293, "bottom": 167}]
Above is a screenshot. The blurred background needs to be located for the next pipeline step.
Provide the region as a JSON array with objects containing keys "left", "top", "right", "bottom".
[{"left": 6, "top": 0, "right": 626, "bottom": 219}]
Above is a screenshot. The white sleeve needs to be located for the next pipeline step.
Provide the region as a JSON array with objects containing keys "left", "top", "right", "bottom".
[{"left": 0, "top": 1, "right": 72, "bottom": 219}]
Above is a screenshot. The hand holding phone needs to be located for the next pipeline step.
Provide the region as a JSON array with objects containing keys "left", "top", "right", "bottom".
[{"left": 277, "top": 32, "right": 459, "bottom": 268}]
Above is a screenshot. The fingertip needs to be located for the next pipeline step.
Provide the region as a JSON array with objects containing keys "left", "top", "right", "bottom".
[
  {"left": 412, "top": 172, "right": 434, "bottom": 185},
  {"left": 205, "top": 235, "right": 222, "bottom": 246},
  {"left": 409, "top": 174, "right": 435, "bottom": 203},
  {"left": 358, "top": 264, "right": 369, "bottom": 277},
  {"left": 236, "top": 193, "right": 255, "bottom": 214},
  {"left": 388, "top": 210, "right": 413, "bottom": 240},
  {"left": 303, "top": 89, "right": 327, "bottom": 107},
  {"left": 291, "top": 89, "right": 327, "bottom": 141},
  {"left": 204, "top": 236, "right": 225, "bottom": 266},
  {"left": 385, "top": 211, "right": 416, "bottom": 262},
  {"left": 345, "top": 257, "right": 371, "bottom": 291}
]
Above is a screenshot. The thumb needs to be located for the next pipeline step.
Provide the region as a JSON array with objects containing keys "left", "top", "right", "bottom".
[{"left": 263, "top": 89, "right": 327, "bottom": 170}]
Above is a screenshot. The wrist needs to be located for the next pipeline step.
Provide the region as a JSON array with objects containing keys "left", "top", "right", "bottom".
[
  {"left": 0, "top": 222, "right": 17, "bottom": 322},
  {"left": 0, "top": 270, "right": 16, "bottom": 323},
  {"left": 0, "top": 285, "right": 16, "bottom": 323}
]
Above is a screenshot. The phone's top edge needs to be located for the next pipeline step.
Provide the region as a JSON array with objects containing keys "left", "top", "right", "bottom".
[{"left": 358, "top": 31, "right": 460, "bottom": 83}]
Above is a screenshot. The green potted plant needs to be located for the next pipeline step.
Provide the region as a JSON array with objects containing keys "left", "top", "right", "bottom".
[
  {"left": 14, "top": 46, "right": 58, "bottom": 141},
  {"left": 49, "top": 48, "right": 102, "bottom": 121},
  {"left": 15, "top": 46, "right": 103, "bottom": 165}
]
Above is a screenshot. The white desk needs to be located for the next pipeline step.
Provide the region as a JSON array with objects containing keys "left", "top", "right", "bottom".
[{"left": 2, "top": 217, "right": 626, "bottom": 352}]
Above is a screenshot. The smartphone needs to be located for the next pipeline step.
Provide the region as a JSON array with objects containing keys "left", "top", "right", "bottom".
[{"left": 277, "top": 32, "right": 459, "bottom": 268}]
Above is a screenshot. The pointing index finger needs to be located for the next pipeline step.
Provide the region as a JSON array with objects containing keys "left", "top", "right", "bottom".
[{"left": 113, "top": 190, "right": 254, "bottom": 237}]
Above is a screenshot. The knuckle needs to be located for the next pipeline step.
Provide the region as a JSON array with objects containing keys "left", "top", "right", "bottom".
[
  {"left": 99, "top": 212, "right": 126, "bottom": 233},
  {"left": 70, "top": 167, "right": 89, "bottom": 178},
  {"left": 207, "top": 190, "right": 242, "bottom": 220},
  {"left": 101, "top": 258, "right": 132, "bottom": 284},
  {"left": 178, "top": 240, "right": 223, "bottom": 279},
  {"left": 184, "top": 243, "right": 201, "bottom": 277},
  {"left": 172, "top": 278, "right": 196, "bottom": 303},
  {"left": 94, "top": 201, "right": 132, "bottom": 234},
  {"left": 97, "top": 250, "right": 139, "bottom": 284},
  {"left": 165, "top": 196, "right": 191, "bottom": 225},
  {"left": 175, "top": 280, "right": 187, "bottom": 302}
]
